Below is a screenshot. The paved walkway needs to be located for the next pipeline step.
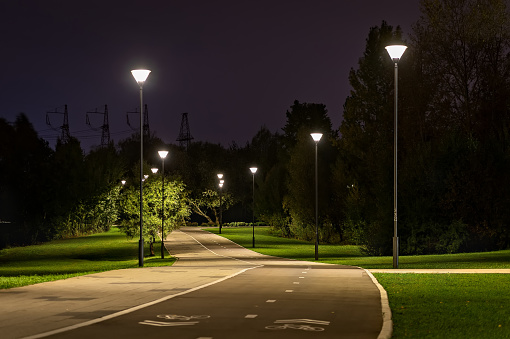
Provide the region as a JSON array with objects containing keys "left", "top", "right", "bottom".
[{"left": 0, "top": 228, "right": 388, "bottom": 339}]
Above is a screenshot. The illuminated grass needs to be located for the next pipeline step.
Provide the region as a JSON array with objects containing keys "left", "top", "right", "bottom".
[
  {"left": 210, "top": 226, "right": 510, "bottom": 269},
  {"left": 0, "top": 227, "right": 175, "bottom": 289},
  {"left": 374, "top": 274, "right": 510, "bottom": 338}
]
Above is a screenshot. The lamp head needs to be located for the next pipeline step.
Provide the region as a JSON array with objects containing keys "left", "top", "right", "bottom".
[
  {"left": 217, "top": 173, "right": 223, "bottom": 179},
  {"left": 158, "top": 150, "right": 169, "bottom": 159},
  {"left": 385, "top": 45, "right": 407, "bottom": 62},
  {"left": 121, "top": 180, "right": 126, "bottom": 185},
  {"left": 151, "top": 168, "right": 158, "bottom": 174},
  {"left": 250, "top": 167, "right": 258, "bottom": 174},
  {"left": 131, "top": 69, "right": 151, "bottom": 84},
  {"left": 310, "top": 133, "right": 323, "bottom": 143},
  {"left": 219, "top": 182, "right": 224, "bottom": 188}
]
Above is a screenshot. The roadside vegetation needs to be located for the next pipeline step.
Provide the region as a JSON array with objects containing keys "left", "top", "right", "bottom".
[{"left": 0, "top": 227, "right": 174, "bottom": 289}]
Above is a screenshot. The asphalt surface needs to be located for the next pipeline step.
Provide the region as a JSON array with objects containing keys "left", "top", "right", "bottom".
[{"left": 0, "top": 227, "right": 386, "bottom": 339}]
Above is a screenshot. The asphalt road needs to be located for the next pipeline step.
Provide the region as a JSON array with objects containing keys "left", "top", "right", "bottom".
[{"left": 42, "top": 228, "right": 383, "bottom": 339}]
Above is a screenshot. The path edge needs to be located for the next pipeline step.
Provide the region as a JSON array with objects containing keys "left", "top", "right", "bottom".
[{"left": 363, "top": 269, "right": 393, "bottom": 339}]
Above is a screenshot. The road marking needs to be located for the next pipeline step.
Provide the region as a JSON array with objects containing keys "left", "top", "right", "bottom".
[
  {"left": 285, "top": 290, "right": 293, "bottom": 293},
  {"left": 299, "top": 277, "right": 305, "bottom": 279},
  {"left": 139, "top": 320, "right": 199, "bottom": 327},
  {"left": 293, "top": 282, "right": 300, "bottom": 284},
  {"left": 266, "top": 300, "right": 276, "bottom": 303},
  {"left": 274, "top": 319, "right": 330, "bottom": 325},
  {"left": 301, "top": 271, "right": 307, "bottom": 273},
  {"left": 245, "top": 314, "right": 258, "bottom": 318}
]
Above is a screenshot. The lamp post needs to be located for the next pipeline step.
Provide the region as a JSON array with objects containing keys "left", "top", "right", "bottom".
[
  {"left": 217, "top": 174, "right": 224, "bottom": 234},
  {"left": 249, "top": 167, "right": 257, "bottom": 248},
  {"left": 158, "top": 150, "right": 168, "bottom": 259},
  {"left": 310, "top": 133, "right": 322, "bottom": 261},
  {"left": 385, "top": 45, "right": 407, "bottom": 269},
  {"left": 131, "top": 69, "right": 151, "bottom": 267}
]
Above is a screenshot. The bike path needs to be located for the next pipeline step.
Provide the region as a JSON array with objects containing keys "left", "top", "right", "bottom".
[{"left": 0, "top": 227, "right": 387, "bottom": 339}]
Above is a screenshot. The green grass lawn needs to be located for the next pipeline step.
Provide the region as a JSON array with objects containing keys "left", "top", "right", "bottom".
[
  {"left": 212, "top": 226, "right": 510, "bottom": 338},
  {"left": 0, "top": 226, "right": 174, "bottom": 289},
  {"left": 210, "top": 226, "right": 510, "bottom": 269},
  {"left": 375, "top": 274, "right": 510, "bottom": 338}
]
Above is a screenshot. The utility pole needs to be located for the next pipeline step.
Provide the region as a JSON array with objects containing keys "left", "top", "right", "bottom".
[
  {"left": 86, "top": 104, "right": 110, "bottom": 147},
  {"left": 46, "top": 104, "right": 71, "bottom": 143},
  {"left": 176, "top": 112, "right": 194, "bottom": 150}
]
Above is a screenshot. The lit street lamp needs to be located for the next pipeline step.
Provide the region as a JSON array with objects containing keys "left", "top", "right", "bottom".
[
  {"left": 158, "top": 150, "right": 169, "bottom": 259},
  {"left": 249, "top": 167, "right": 257, "bottom": 248},
  {"left": 217, "top": 173, "right": 224, "bottom": 234},
  {"left": 131, "top": 69, "right": 151, "bottom": 267},
  {"left": 385, "top": 45, "right": 407, "bottom": 269},
  {"left": 310, "top": 133, "right": 322, "bottom": 261}
]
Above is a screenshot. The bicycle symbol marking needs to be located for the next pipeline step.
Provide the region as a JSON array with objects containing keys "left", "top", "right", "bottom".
[
  {"left": 139, "top": 314, "right": 210, "bottom": 327},
  {"left": 265, "top": 319, "right": 330, "bottom": 332},
  {"left": 266, "top": 323, "right": 324, "bottom": 331},
  {"left": 157, "top": 314, "right": 210, "bottom": 321}
]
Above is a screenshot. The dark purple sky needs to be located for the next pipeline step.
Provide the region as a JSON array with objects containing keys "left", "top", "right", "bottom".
[{"left": 1, "top": 0, "right": 420, "bottom": 150}]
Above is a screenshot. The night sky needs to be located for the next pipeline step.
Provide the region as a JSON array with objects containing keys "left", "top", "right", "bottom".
[{"left": 1, "top": 1, "right": 420, "bottom": 151}]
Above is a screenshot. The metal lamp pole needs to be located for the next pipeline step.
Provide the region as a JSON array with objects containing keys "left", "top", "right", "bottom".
[
  {"left": 131, "top": 69, "right": 151, "bottom": 267},
  {"left": 250, "top": 167, "right": 257, "bottom": 248},
  {"left": 217, "top": 174, "right": 224, "bottom": 234},
  {"left": 310, "top": 133, "right": 322, "bottom": 261},
  {"left": 158, "top": 151, "right": 168, "bottom": 259},
  {"left": 385, "top": 45, "right": 407, "bottom": 269}
]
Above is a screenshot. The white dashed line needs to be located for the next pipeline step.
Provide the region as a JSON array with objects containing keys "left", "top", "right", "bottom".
[
  {"left": 266, "top": 300, "right": 276, "bottom": 303},
  {"left": 293, "top": 282, "right": 300, "bottom": 284},
  {"left": 245, "top": 314, "right": 258, "bottom": 318},
  {"left": 299, "top": 277, "right": 305, "bottom": 279},
  {"left": 285, "top": 290, "right": 293, "bottom": 293}
]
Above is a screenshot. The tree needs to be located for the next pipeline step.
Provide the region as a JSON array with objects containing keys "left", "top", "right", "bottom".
[
  {"left": 283, "top": 101, "right": 339, "bottom": 242},
  {"left": 338, "top": 22, "right": 404, "bottom": 254},
  {"left": 189, "top": 189, "right": 234, "bottom": 225},
  {"left": 118, "top": 176, "right": 190, "bottom": 241}
]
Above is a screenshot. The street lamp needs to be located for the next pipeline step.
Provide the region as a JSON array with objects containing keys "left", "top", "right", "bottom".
[
  {"left": 385, "top": 45, "right": 407, "bottom": 269},
  {"left": 151, "top": 168, "right": 158, "bottom": 174},
  {"left": 310, "top": 133, "right": 322, "bottom": 261},
  {"left": 131, "top": 69, "right": 151, "bottom": 267},
  {"left": 158, "top": 150, "right": 169, "bottom": 259},
  {"left": 121, "top": 180, "right": 126, "bottom": 185},
  {"left": 218, "top": 174, "right": 224, "bottom": 234},
  {"left": 249, "top": 167, "right": 257, "bottom": 248}
]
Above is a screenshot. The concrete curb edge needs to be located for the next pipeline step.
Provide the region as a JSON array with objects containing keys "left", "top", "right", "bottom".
[{"left": 363, "top": 268, "right": 393, "bottom": 339}]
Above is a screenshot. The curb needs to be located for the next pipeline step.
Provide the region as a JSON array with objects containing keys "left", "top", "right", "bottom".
[{"left": 363, "top": 268, "right": 393, "bottom": 339}]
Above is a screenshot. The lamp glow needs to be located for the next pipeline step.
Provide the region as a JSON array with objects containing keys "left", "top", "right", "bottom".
[
  {"left": 311, "top": 133, "right": 323, "bottom": 142},
  {"left": 385, "top": 45, "right": 407, "bottom": 61},
  {"left": 250, "top": 167, "right": 258, "bottom": 174},
  {"left": 131, "top": 69, "right": 151, "bottom": 84},
  {"left": 217, "top": 173, "right": 223, "bottom": 179},
  {"left": 151, "top": 168, "right": 158, "bottom": 174},
  {"left": 158, "top": 150, "right": 169, "bottom": 159}
]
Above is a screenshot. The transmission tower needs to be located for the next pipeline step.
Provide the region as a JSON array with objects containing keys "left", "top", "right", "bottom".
[
  {"left": 46, "top": 104, "right": 71, "bottom": 143},
  {"left": 86, "top": 104, "right": 110, "bottom": 147},
  {"left": 126, "top": 104, "right": 150, "bottom": 138},
  {"left": 176, "top": 112, "right": 194, "bottom": 149}
]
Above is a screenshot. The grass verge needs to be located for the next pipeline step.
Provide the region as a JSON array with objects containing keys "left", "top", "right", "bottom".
[
  {"left": 374, "top": 273, "right": 510, "bottom": 338},
  {"left": 209, "top": 226, "right": 510, "bottom": 269},
  {"left": 0, "top": 226, "right": 175, "bottom": 289}
]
